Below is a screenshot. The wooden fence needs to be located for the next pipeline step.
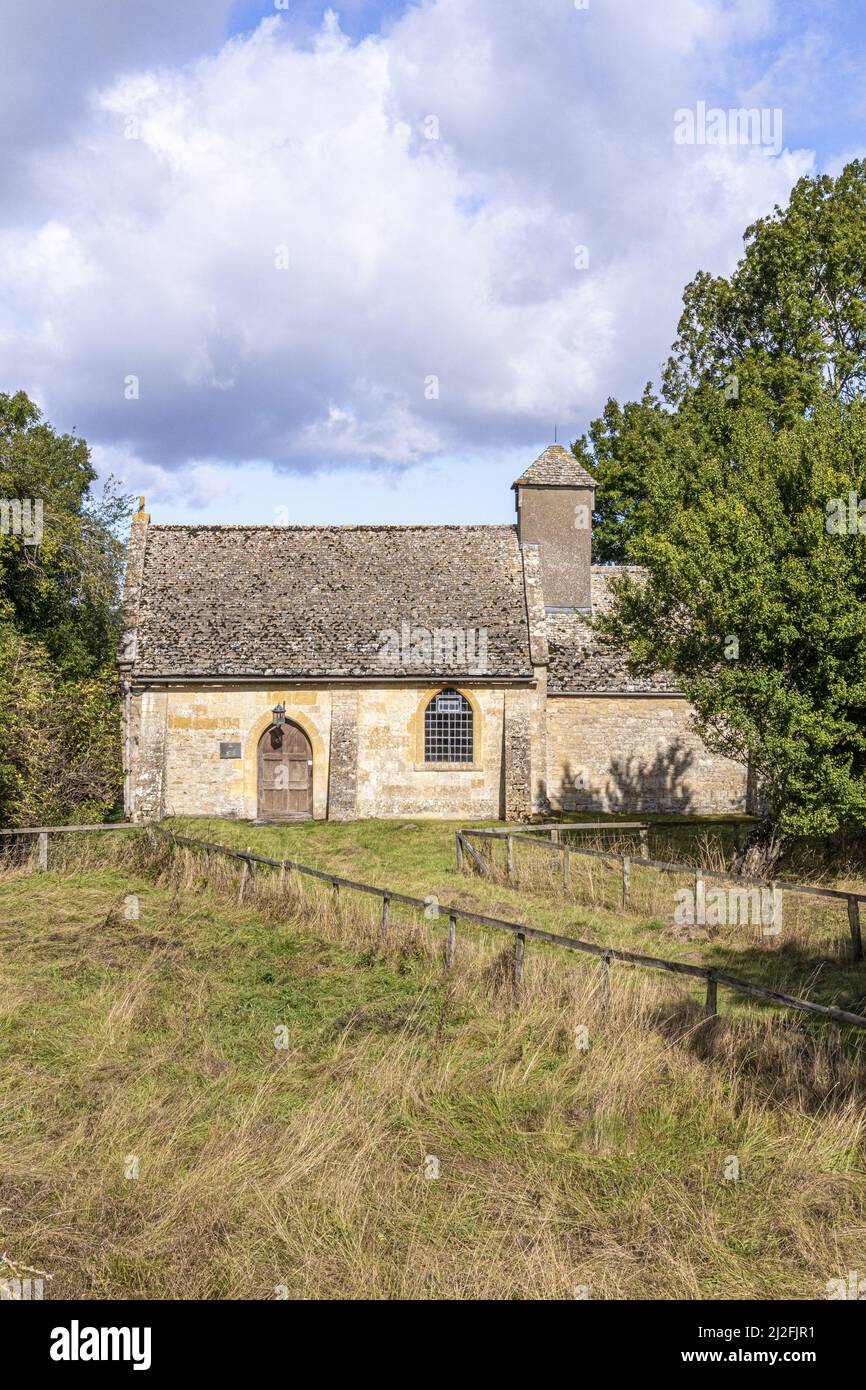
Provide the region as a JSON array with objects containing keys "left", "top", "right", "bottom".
[
  {"left": 0, "top": 822, "right": 137, "bottom": 871},
  {"left": 457, "top": 827, "right": 866, "bottom": 964},
  {"left": 156, "top": 829, "right": 866, "bottom": 1031},
  {"left": 3, "top": 820, "right": 866, "bottom": 1032}
]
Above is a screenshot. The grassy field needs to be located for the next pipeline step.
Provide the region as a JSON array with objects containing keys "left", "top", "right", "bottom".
[
  {"left": 168, "top": 816, "right": 866, "bottom": 1022},
  {"left": 0, "top": 823, "right": 865, "bottom": 1300}
]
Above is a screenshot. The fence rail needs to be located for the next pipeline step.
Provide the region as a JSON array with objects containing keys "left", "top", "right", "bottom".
[
  {"left": 458, "top": 828, "right": 866, "bottom": 963},
  {"left": 3, "top": 820, "right": 866, "bottom": 1032},
  {"left": 487, "top": 820, "right": 652, "bottom": 856},
  {"left": 153, "top": 828, "right": 866, "bottom": 1031},
  {"left": 0, "top": 823, "right": 138, "bottom": 872},
  {"left": 0, "top": 823, "right": 136, "bottom": 836}
]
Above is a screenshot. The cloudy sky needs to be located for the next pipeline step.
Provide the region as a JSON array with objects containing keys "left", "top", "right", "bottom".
[{"left": 2, "top": 0, "right": 864, "bottom": 524}]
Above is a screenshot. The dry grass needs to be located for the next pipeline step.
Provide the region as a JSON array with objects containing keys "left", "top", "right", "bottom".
[
  {"left": 0, "top": 828, "right": 865, "bottom": 1300},
  {"left": 473, "top": 831, "right": 865, "bottom": 990},
  {"left": 168, "top": 816, "right": 866, "bottom": 1022}
]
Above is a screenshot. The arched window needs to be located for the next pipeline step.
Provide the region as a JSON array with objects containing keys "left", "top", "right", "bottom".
[{"left": 424, "top": 688, "right": 474, "bottom": 763}]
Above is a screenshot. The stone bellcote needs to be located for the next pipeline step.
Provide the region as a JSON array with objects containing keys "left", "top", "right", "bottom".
[{"left": 512, "top": 444, "right": 596, "bottom": 612}]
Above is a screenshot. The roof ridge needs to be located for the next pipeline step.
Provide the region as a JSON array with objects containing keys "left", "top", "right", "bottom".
[{"left": 147, "top": 522, "right": 518, "bottom": 531}]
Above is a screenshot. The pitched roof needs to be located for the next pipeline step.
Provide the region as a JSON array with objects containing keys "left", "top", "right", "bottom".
[
  {"left": 127, "top": 524, "right": 534, "bottom": 680},
  {"left": 545, "top": 567, "right": 680, "bottom": 694},
  {"left": 512, "top": 444, "right": 597, "bottom": 489}
]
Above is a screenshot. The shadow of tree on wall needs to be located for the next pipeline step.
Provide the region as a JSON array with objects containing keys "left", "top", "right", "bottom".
[
  {"left": 558, "top": 738, "right": 697, "bottom": 813},
  {"left": 534, "top": 776, "right": 551, "bottom": 817}
]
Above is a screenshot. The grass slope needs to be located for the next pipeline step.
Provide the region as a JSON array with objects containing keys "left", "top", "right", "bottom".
[
  {"left": 170, "top": 817, "right": 866, "bottom": 1022},
  {"left": 0, "top": 829, "right": 864, "bottom": 1300}
]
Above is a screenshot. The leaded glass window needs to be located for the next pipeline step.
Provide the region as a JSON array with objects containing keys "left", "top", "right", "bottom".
[{"left": 424, "top": 689, "right": 473, "bottom": 762}]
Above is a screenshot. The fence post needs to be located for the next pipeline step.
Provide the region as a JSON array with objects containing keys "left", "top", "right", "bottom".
[
  {"left": 445, "top": 914, "right": 457, "bottom": 970},
  {"left": 562, "top": 848, "right": 570, "bottom": 893},
  {"left": 381, "top": 894, "right": 390, "bottom": 941},
  {"left": 237, "top": 858, "right": 249, "bottom": 904},
  {"left": 638, "top": 826, "right": 649, "bottom": 860},
  {"left": 598, "top": 951, "right": 611, "bottom": 1009},
  {"left": 771, "top": 881, "right": 783, "bottom": 937},
  {"left": 705, "top": 971, "right": 718, "bottom": 1018},
  {"left": 506, "top": 835, "right": 515, "bottom": 884},
  {"left": 455, "top": 833, "right": 464, "bottom": 872},
  {"left": 621, "top": 855, "right": 630, "bottom": 908},
  {"left": 695, "top": 869, "right": 704, "bottom": 927},
  {"left": 37, "top": 831, "right": 48, "bottom": 872},
  {"left": 513, "top": 932, "right": 525, "bottom": 989},
  {"left": 246, "top": 848, "right": 256, "bottom": 893},
  {"left": 278, "top": 861, "right": 286, "bottom": 892},
  {"left": 848, "top": 896, "right": 863, "bottom": 963},
  {"left": 829, "top": 1021, "right": 842, "bottom": 1071}
]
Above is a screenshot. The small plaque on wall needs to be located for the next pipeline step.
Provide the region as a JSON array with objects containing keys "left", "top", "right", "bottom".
[{"left": 220, "top": 742, "right": 242, "bottom": 759}]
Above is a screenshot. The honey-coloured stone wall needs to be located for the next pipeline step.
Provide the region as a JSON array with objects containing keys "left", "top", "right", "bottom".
[
  {"left": 125, "top": 683, "right": 535, "bottom": 822},
  {"left": 546, "top": 695, "right": 748, "bottom": 814}
]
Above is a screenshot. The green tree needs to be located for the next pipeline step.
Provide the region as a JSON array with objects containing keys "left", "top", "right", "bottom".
[
  {"left": 572, "top": 388, "right": 674, "bottom": 563},
  {"left": 0, "top": 391, "right": 131, "bottom": 826},
  {"left": 576, "top": 160, "right": 866, "bottom": 855},
  {"left": 575, "top": 159, "right": 866, "bottom": 562},
  {"left": 664, "top": 159, "right": 866, "bottom": 419},
  {"left": 599, "top": 399, "right": 866, "bottom": 861}
]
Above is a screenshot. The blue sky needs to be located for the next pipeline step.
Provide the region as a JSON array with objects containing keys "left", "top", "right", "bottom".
[
  {"left": 228, "top": 0, "right": 411, "bottom": 43},
  {"left": 1, "top": 0, "right": 864, "bottom": 526}
]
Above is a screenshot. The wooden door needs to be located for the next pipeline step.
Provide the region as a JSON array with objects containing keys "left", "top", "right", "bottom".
[{"left": 257, "top": 721, "right": 312, "bottom": 820}]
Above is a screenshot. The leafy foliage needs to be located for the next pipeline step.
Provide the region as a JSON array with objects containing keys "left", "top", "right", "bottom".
[
  {"left": 576, "top": 160, "right": 866, "bottom": 561},
  {"left": 579, "top": 161, "right": 866, "bottom": 839},
  {"left": 572, "top": 387, "right": 673, "bottom": 563},
  {"left": 601, "top": 401, "right": 866, "bottom": 837},
  {"left": 0, "top": 391, "right": 131, "bottom": 825},
  {"left": 664, "top": 159, "right": 866, "bottom": 418}
]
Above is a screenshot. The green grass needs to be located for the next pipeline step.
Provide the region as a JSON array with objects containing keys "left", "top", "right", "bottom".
[
  {"left": 168, "top": 816, "right": 866, "bottom": 1022},
  {"left": 0, "top": 826, "right": 865, "bottom": 1300}
]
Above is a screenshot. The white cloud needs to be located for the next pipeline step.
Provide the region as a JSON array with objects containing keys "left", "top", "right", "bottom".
[{"left": 0, "top": 0, "right": 820, "bottom": 513}]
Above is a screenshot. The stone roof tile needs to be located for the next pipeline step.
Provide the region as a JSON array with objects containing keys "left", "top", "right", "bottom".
[
  {"left": 545, "top": 566, "right": 680, "bottom": 694},
  {"left": 512, "top": 444, "right": 597, "bottom": 489},
  {"left": 130, "top": 524, "right": 534, "bottom": 679}
]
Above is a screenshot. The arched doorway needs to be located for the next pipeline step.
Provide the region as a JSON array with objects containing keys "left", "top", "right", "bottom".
[{"left": 257, "top": 720, "right": 313, "bottom": 821}]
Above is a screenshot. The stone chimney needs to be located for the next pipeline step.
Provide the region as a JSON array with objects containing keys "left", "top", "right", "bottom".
[{"left": 512, "top": 445, "right": 596, "bottom": 612}]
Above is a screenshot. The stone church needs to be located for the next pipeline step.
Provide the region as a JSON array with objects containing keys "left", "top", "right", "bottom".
[{"left": 119, "top": 445, "right": 748, "bottom": 823}]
